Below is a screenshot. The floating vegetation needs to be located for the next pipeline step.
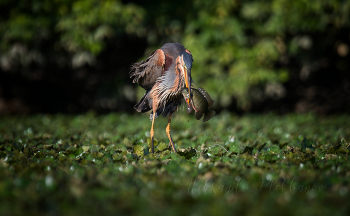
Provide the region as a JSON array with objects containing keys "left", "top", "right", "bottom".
[{"left": 0, "top": 113, "right": 350, "bottom": 215}]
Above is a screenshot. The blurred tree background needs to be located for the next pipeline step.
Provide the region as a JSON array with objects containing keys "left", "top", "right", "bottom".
[{"left": 1, "top": 0, "right": 350, "bottom": 115}]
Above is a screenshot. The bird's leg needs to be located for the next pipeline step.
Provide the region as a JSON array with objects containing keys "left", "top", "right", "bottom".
[
  {"left": 166, "top": 113, "right": 177, "bottom": 153},
  {"left": 150, "top": 112, "right": 156, "bottom": 154}
]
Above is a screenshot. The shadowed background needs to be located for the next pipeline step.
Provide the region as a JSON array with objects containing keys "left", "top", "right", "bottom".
[{"left": 1, "top": 0, "right": 350, "bottom": 115}]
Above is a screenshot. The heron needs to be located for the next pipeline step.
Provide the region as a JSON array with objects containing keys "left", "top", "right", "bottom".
[{"left": 130, "top": 42, "right": 193, "bottom": 154}]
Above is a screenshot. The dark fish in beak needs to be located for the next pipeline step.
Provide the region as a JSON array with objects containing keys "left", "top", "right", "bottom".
[
  {"left": 182, "top": 87, "right": 215, "bottom": 122},
  {"left": 197, "top": 88, "right": 214, "bottom": 107}
]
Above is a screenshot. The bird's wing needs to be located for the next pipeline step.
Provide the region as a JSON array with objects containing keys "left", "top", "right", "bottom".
[{"left": 130, "top": 49, "right": 165, "bottom": 90}]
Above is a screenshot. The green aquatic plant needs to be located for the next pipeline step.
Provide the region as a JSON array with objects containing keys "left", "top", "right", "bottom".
[{"left": 0, "top": 113, "right": 350, "bottom": 215}]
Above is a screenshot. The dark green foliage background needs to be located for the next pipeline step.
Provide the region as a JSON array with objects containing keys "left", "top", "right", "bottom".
[
  {"left": 1, "top": 113, "right": 350, "bottom": 215},
  {"left": 1, "top": 1, "right": 350, "bottom": 214},
  {"left": 1, "top": 0, "right": 350, "bottom": 113}
]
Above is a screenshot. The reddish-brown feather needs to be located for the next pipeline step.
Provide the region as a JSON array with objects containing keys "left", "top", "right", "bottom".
[
  {"left": 169, "top": 56, "right": 182, "bottom": 93},
  {"left": 156, "top": 49, "right": 165, "bottom": 66},
  {"left": 131, "top": 43, "right": 192, "bottom": 120},
  {"left": 150, "top": 83, "right": 159, "bottom": 111},
  {"left": 130, "top": 49, "right": 165, "bottom": 90},
  {"left": 164, "top": 54, "right": 173, "bottom": 74}
]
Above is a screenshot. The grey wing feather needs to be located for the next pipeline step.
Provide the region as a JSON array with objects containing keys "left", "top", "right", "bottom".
[{"left": 129, "top": 49, "right": 165, "bottom": 90}]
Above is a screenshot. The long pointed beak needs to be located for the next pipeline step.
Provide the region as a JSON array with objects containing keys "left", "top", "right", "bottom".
[{"left": 184, "top": 68, "right": 192, "bottom": 105}]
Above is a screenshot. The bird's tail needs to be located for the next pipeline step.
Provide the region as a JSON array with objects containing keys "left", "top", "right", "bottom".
[{"left": 134, "top": 91, "right": 151, "bottom": 113}]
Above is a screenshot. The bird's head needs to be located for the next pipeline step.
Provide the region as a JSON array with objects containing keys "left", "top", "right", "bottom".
[{"left": 180, "top": 52, "right": 193, "bottom": 107}]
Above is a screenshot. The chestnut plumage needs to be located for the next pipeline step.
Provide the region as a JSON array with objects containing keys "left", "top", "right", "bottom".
[{"left": 130, "top": 43, "right": 193, "bottom": 153}]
